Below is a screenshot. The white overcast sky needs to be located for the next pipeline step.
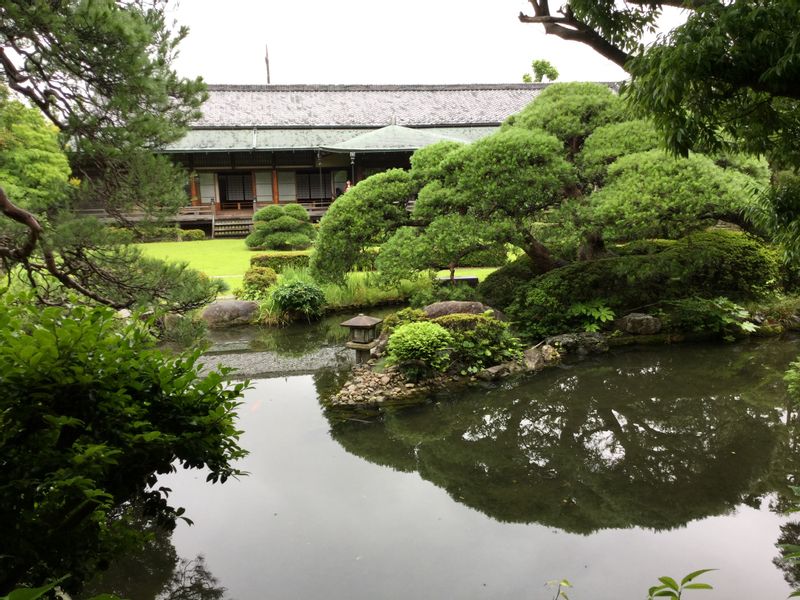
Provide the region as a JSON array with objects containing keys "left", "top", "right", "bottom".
[{"left": 167, "top": 1, "right": 685, "bottom": 86}]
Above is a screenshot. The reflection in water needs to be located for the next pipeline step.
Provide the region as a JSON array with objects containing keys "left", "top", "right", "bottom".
[
  {"left": 81, "top": 513, "right": 227, "bottom": 600},
  {"left": 327, "top": 339, "right": 800, "bottom": 534},
  {"left": 208, "top": 307, "right": 397, "bottom": 358}
]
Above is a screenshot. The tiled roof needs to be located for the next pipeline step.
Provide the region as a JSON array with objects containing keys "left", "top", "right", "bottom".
[
  {"left": 321, "top": 125, "right": 469, "bottom": 153},
  {"left": 194, "top": 83, "right": 555, "bottom": 128}
]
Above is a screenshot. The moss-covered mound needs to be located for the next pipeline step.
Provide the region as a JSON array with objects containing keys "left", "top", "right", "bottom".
[{"left": 508, "top": 230, "right": 780, "bottom": 338}]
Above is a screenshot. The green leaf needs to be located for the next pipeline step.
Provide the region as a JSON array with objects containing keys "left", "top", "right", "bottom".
[
  {"left": 680, "top": 569, "right": 716, "bottom": 585},
  {"left": 683, "top": 583, "right": 713, "bottom": 590},
  {"left": 4, "top": 577, "right": 69, "bottom": 600}
]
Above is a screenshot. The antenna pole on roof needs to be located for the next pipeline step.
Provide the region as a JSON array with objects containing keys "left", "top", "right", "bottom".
[{"left": 265, "top": 44, "right": 271, "bottom": 84}]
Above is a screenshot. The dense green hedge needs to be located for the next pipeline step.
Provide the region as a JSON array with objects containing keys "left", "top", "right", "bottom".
[
  {"left": 508, "top": 230, "right": 781, "bottom": 338},
  {"left": 179, "top": 229, "right": 206, "bottom": 241},
  {"left": 250, "top": 251, "right": 311, "bottom": 272}
]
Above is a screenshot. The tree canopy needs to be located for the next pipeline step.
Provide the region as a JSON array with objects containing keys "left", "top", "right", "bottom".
[
  {"left": 0, "top": 0, "right": 212, "bottom": 310},
  {"left": 519, "top": 0, "right": 800, "bottom": 165}
]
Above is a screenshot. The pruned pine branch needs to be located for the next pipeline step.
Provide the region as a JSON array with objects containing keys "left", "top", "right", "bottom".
[{"left": 519, "top": 1, "right": 632, "bottom": 68}]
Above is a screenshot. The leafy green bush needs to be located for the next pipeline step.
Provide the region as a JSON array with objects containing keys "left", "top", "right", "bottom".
[
  {"left": 0, "top": 297, "right": 246, "bottom": 589},
  {"left": 134, "top": 226, "right": 181, "bottom": 242},
  {"left": 509, "top": 230, "right": 780, "bottom": 338},
  {"left": 387, "top": 321, "right": 453, "bottom": 380},
  {"left": 178, "top": 228, "right": 206, "bottom": 241},
  {"left": 271, "top": 280, "right": 326, "bottom": 320},
  {"left": 431, "top": 313, "right": 523, "bottom": 374},
  {"left": 612, "top": 238, "right": 677, "bottom": 256},
  {"left": 660, "top": 297, "right": 758, "bottom": 338},
  {"left": 576, "top": 119, "right": 660, "bottom": 186},
  {"left": 250, "top": 251, "right": 311, "bottom": 272},
  {"left": 239, "top": 266, "right": 278, "bottom": 301},
  {"left": 246, "top": 203, "right": 315, "bottom": 250},
  {"left": 382, "top": 307, "right": 428, "bottom": 335}
]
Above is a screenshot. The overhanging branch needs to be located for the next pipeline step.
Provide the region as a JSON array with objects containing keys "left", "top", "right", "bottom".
[{"left": 519, "top": 1, "right": 632, "bottom": 69}]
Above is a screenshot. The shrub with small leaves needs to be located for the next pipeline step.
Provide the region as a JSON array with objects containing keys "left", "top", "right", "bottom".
[
  {"left": 432, "top": 313, "right": 523, "bottom": 374},
  {"left": 387, "top": 321, "right": 453, "bottom": 379},
  {"left": 271, "top": 280, "right": 326, "bottom": 320},
  {"left": 382, "top": 307, "right": 428, "bottom": 335},
  {"left": 239, "top": 266, "right": 278, "bottom": 301}
]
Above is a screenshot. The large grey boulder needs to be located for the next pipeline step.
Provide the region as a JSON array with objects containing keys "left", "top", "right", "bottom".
[
  {"left": 423, "top": 300, "right": 504, "bottom": 320},
  {"left": 201, "top": 300, "right": 259, "bottom": 328},
  {"left": 544, "top": 332, "right": 608, "bottom": 356},
  {"left": 616, "top": 312, "right": 662, "bottom": 335}
]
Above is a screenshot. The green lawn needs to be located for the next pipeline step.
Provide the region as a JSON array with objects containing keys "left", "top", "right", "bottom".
[
  {"left": 137, "top": 239, "right": 252, "bottom": 291},
  {"left": 137, "top": 239, "right": 498, "bottom": 293}
]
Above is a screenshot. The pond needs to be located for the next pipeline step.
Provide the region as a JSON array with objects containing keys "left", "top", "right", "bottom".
[{"left": 87, "top": 335, "right": 800, "bottom": 599}]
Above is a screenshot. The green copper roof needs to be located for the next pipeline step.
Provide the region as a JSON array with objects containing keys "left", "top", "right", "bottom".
[{"left": 320, "top": 125, "right": 469, "bottom": 153}]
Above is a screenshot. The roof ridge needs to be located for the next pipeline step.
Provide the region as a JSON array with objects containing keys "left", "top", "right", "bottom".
[{"left": 204, "top": 83, "right": 561, "bottom": 92}]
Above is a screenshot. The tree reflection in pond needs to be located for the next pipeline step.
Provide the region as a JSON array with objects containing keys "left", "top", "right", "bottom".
[
  {"left": 328, "top": 340, "right": 800, "bottom": 534},
  {"left": 80, "top": 512, "right": 227, "bottom": 600}
]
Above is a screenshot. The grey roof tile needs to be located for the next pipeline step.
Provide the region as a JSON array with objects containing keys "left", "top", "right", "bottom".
[{"left": 195, "top": 83, "right": 555, "bottom": 128}]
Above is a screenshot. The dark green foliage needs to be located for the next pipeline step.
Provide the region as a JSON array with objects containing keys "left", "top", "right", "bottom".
[
  {"left": 250, "top": 251, "right": 311, "bottom": 272},
  {"left": 178, "top": 229, "right": 206, "bottom": 241},
  {"left": 239, "top": 266, "right": 278, "bottom": 301},
  {"left": 577, "top": 120, "right": 660, "bottom": 186},
  {"left": 134, "top": 226, "right": 181, "bottom": 242},
  {"left": 505, "top": 82, "right": 626, "bottom": 155},
  {"left": 0, "top": 298, "right": 246, "bottom": 592},
  {"left": 246, "top": 204, "right": 315, "bottom": 250},
  {"left": 311, "top": 169, "right": 416, "bottom": 282},
  {"left": 386, "top": 321, "right": 453, "bottom": 379},
  {"left": 612, "top": 239, "right": 678, "bottom": 256},
  {"left": 477, "top": 254, "right": 543, "bottom": 310},
  {"left": 431, "top": 314, "right": 523, "bottom": 374},
  {"left": 588, "top": 150, "right": 757, "bottom": 242},
  {"left": 625, "top": 1, "right": 800, "bottom": 167},
  {"left": 271, "top": 280, "right": 326, "bottom": 320},
  {"left": 660, "top": 297, "right": 757, "bottom": 338},
  {"left": 509, "top": 230, "right": 781, "bottom": 338}
]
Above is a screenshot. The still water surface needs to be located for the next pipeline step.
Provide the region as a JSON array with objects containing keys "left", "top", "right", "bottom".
[{"left": 94, "top": 337, "right": 800, "bottom": 599}]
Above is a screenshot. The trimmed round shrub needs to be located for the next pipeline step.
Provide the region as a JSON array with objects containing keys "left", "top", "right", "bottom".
[
  {"left": 179, "top": 228, "right": 206, "bottom": 241},
  {"left": 432, "top": 314, "right": 523, "bottom": 373},
  {"left": 508, "top": 229, "right": 781, "bottom": 339},
  {"left": 246, "top": 204, "right": 315, "bottom": 250},
  {"left": 239, "top": 266, "right": 278, "bottom": 300},
  {"left": 387, "top": 321, "right": 453, "bottom": 377},
  {"left": 271, "top": 280, "right": 326, "bottom": 320}
]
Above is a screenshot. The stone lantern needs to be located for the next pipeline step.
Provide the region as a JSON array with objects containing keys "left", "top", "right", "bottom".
[{"left": 340, "top": 313, "right": 383, "bottom": 364}]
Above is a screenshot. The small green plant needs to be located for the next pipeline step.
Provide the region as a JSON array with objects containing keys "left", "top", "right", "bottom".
[
  {"left": 239, "top": 266, "right": 278, "bottom": 301},
  {"left": 271, "top": 280, "right": 326, "bottom": 321},
  {"left": 647, "top": 569, "right": 714, "bottom": 599},
  {"left": 250, "top": 251, "right": 311, "bottom": 272},
  {"left": 567, "top": 300, "right": 615, "bottom": 332},
  {"left": 545, "top": 578, "right": 571, "bottom": 600},
  {"left": 386, "top": 321, "right": 453, "bottom": 381},
  {"left": 382, "top": 307, "right": 428, "bottom": 335}
]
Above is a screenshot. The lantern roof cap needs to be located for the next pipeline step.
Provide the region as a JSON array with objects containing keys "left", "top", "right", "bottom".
[{"left": 340, "top": 313, "right": 383, "bottom": 328}]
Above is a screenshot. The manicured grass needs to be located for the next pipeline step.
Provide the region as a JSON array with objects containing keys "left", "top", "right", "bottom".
[
  {"left": 137, "top": 239, "right": 252, "bottom": 291},
  {"left": 137, "top": 239, "right": 499, "bottom": 293}
]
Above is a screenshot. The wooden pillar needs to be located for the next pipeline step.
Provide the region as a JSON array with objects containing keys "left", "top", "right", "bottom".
[
  {"left": 250, "top": 171, "right": 257, "bottom": 209},
  {"left": 189, "top": 175, "right": 198, "bottom": 200},
  {"left": 272, "top": 169, "right": 279, "bottom": 204}
]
